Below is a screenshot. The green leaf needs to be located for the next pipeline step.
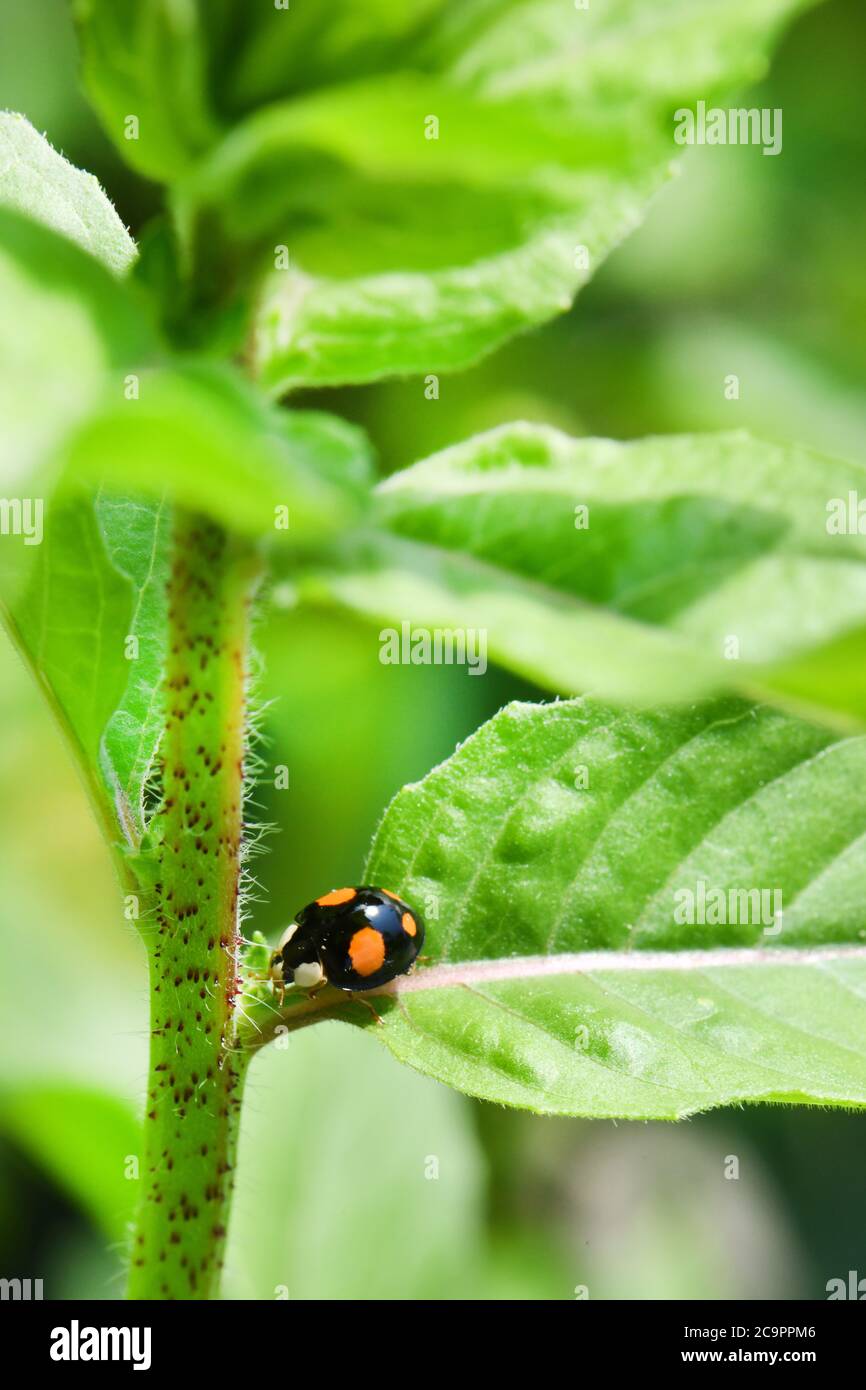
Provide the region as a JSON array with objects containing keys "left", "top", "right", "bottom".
[
  {"left": 178, "top": 74, "right": 661, "bottom": 391},
  {"left": 177, "top": 0, "right": 813, "bottom": 391},
  {"left": 310, "top": 426, "right": 866, "bottom": 730},
  {"left": 0, "top": 1083, "right": 140, "bottom": 1245},
  {"left": 72, "top": 0, "right": 221, "bottom": 180},
  {"left": 249, "top": 161, "right": 659, "bottom": 393},
  {"left": 185, "top": 73, "right": 649, "bottom": 217},
  {"left": 61, "top": 362, "right": 374, "bottom": 544},
  {"left": 421, "top": 0, "right": 818, "bottom": 106},
  {"left": 0, "top": 487, "right": 170, "bottom": 848},
  {"left": 0, "top": 207, "right": 155, "bottom": 491},
  {"left": 356, "top": 697, "right": 866, "bottom": 1119},
  {"left": 223, "top": 0, "right": 449, "bottom": 112},
  {"left": 0, "top": 211, "right": 157, "bottom": 841},
  {"left": 0, "top": 112, "right": 136, "bottom": 273}
]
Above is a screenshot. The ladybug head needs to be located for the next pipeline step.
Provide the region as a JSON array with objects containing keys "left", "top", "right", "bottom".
[{"left": 272, "top": 921, "right": 325, "bottom": 989}]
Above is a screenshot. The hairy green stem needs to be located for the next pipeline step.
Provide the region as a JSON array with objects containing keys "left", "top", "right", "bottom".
[{"left": 128, "top": 512, "right": 258, "bottom": 1301}]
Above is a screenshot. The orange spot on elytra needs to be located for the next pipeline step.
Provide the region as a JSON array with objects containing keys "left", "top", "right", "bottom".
[
  {"left": 349, "top": 927, "right": 386, "bottom": 977},
  {"left": 402, "top": 912, "right": 417, "bottom": 937},
  {"left": 317, "top": 887, "right": 357, "bottom": 907}
]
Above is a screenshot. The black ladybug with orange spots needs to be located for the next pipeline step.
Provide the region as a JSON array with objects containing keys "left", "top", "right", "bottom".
[{"left": 271, "top": 886, "right": 424, "bottom": 993}]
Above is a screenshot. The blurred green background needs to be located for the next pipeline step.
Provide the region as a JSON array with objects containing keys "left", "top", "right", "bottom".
[{"left": 1, "top": 0, "right": 865, "bottom": 1300}]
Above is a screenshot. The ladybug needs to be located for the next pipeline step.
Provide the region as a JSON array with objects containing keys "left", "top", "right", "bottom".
[{"left": 271, "top": 886, "right": 424, "bottom": 994}]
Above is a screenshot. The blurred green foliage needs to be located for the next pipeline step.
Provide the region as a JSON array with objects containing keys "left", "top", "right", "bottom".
[{"left": 2, "top": 0, "right": 866, "bottom": 1299}]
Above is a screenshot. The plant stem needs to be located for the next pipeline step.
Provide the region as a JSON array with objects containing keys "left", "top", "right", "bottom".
[{"left": 128, "top": 511, "right": 258, "bottom": 1300}]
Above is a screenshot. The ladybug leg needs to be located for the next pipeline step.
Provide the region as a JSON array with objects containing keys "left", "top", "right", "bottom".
[
  {"left": 391, "top": 994, "right": 414, "bottom": 1026},
  {"left": 269, "top": 958, "right": 287, "bottom": 1007},
  {"left": 351, "top": 995, "right": 385, "bottom": 1026}
]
